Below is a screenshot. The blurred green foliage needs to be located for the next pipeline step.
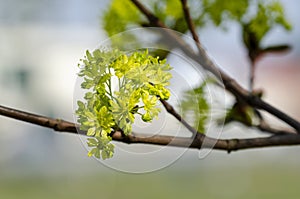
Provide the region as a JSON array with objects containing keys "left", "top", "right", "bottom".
[
  {"left": 103, "top": 0, "right": 291, "bottom": 52},
  {"left": 102, "top": 0, "right": 292, "bottom": 130},
  {"left": 181, "top": 80, "right": 210, "bottom": 133}
]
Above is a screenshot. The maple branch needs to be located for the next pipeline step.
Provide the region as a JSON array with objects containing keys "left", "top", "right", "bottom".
[
  {"left": 180, "top": 0, "right": 202, "bottom": 53},
  {"left": 160, "top": 99, "right": 199, "bottom": 137},
  {"left": 130, "top": 0, "right": 300, "bottom": 133},
  {"left": 1, "top": 105, "right": 300, "bottom": 152},
  {"left": 180, "top": 0, "right": 291, "bottom": 135},
  {"left": 249, "top": 61, "right": 256, "bottom": 92}
]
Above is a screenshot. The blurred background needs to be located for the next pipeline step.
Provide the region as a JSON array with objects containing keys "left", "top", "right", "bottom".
[{"left": 0, "top": 0, "right": 300, "bottom": 198}]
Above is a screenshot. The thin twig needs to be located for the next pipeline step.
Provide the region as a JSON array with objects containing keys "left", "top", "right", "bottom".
[
  {"left": 130, "top": 0, "right": 300, "bottom": 133},
  {"left": 1, "top": 105, "right": 300, "bottom": 152},
  {"left": 257, "top": 110, "right": 295, "bottom": 134},
  {"left": 180, "top": 0, "right": 202, "bottom": 54},
  {"left": 180, "top": 0, "right": 200, "bottom": 41},
  {"left": 160, "top": 99, "right": 199, "bottom": 137},
  {"left": 249, "top": 61, "right": 256, "bottom": 92},
  {"left": 256, "top": 123, "right": 295, "bottom": 135}
]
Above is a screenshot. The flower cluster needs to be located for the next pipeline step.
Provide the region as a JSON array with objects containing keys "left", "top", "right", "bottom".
[{"left": 76, "top": 49, "right": 172, "bottom": 159}]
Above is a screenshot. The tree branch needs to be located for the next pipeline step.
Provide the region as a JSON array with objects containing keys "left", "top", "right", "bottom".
[
  {"left": 180, "top": 0, "right": 202, "bottom": 54},
  {"left": 0, "top": 105, "right": 78, "bottom": 133},
  {"left": 179, "top": 2, "right": 293, "bottom": 136},
  {"left": 160, "top": 99, "right": 199, "bottom": 137},
  {"left": 1, "top": 105, "right": 300, "bottom": 153},
  {"left": 130, "top": 0, "right": 300, "bottom": 133}
]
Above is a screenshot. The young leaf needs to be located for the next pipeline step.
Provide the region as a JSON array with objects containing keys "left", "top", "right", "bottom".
[{"left": 181, "top": 80, "right": 210, "bottom": 133}]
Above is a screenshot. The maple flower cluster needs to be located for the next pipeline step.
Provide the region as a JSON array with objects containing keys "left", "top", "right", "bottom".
[{"left": 76, "top": 49, "right": 172, "bottom": 159}]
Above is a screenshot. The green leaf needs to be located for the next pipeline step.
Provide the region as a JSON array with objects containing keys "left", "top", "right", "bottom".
[
  {"left": 81, "top": 81, "right": 93, "bottom": 89},
  {"left": 103, "top": 0, "right": 140, "bottom": 48},
  {"left": 223, "top": 102, "right": 254, "bottom": 126},
  {"left": 165, "top": 0, "right": 183, "bottom": 19},
  {"left": 87, "top": 138, "right": 98, "bottom": 146},
  {"left": 181, "top": 80, "right": 211, "bottom": 133},
  {"left": 84, "top": 92, "right": 94, "bottom": 100},
  {"left": 87, "top": 127, "right": 96, "bottom": 136},
  {"left": 94, "top": 148, "right": 101, "bottom": 159},
  {"left": 246, "top": 1, "right": 292, "bottom": 44},
  {"left": 88, "top": 148, "right": 98, "bottom": 157},
  {"left": 202, "top": 0, "right": 249, "bottom": 26},
  {"left": 86, "top": 50, "right": 93, "bottom": 60},
  {"left": 77, "top": 101, "right": 85, "bottom": 110},
  {"left": 85, "top": 111, "right": 96, "bottom": 120}
]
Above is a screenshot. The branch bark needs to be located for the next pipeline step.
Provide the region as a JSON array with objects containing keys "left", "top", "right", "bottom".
[
  {"left": 130, "top": 0, "right": 300, "bottom": 133},
  {"left": 1, "top": 105, "right": 300, "bottom": 153}
]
